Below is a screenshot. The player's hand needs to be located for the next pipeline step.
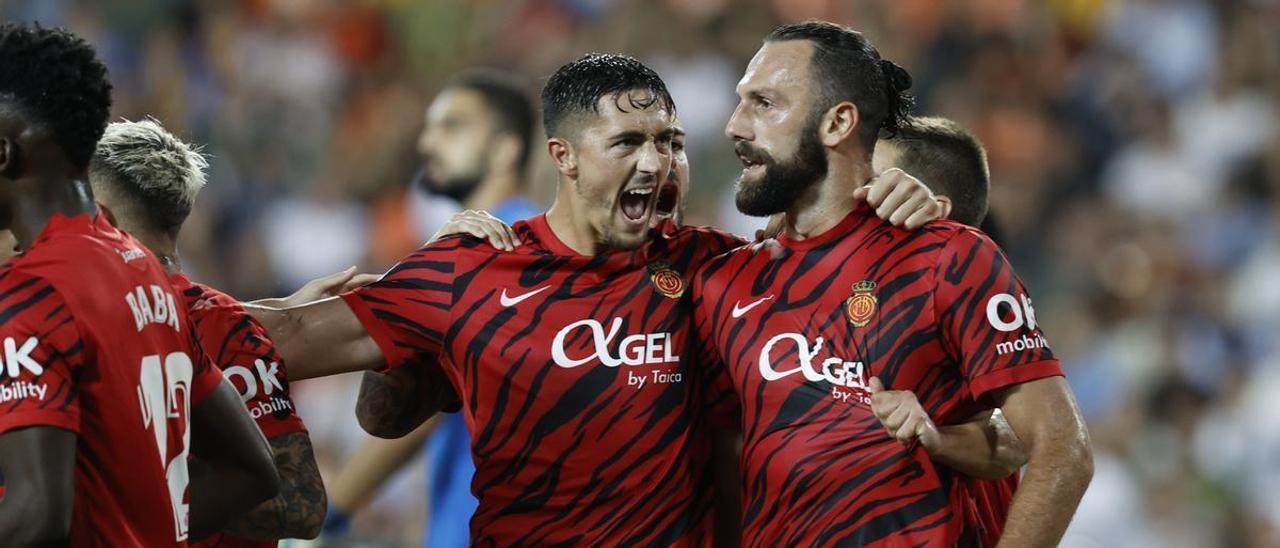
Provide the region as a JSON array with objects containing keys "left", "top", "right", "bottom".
[
  {"left": 869, "top": 377, "right": 941, "bottom": 451},
  {"left": 431, "top": 209, "right": 519, "bottom": 251},
  {"left": 853, "top": 168, "right": 949, "bottom": 230},
  {"left": 277, "top": 267, "right": 380, "bottom": 307},
  {"left": 753, "top": 214, "right": 785, "bottom": 241}
]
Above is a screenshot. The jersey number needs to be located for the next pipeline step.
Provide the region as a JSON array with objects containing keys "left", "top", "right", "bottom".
[{"left": 136, "top": 352, "right": 194, "bottom": 541}]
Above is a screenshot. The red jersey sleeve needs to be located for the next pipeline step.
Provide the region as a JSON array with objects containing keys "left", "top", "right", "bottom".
[
  {"left": 188, "top": 298, "right": 307, "bottom": 439},
  {"left": 0, "top": 274, "right": 87, "bottom": 435},
  {"left": 933, "top": 227, "right": 1063, "bottom": 400},
  {"left": 341, "top": 238, "right": 459, "bottom": 371}
]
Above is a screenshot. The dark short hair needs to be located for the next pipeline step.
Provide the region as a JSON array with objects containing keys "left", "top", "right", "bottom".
[
  {"left": 0, "top": 23, "right": 112, "bottom": 170},
  {"left": 541, "top": 53, "right": 675, "bottom": 138},
  {"left": 446, "top": 69, "right": 536, "bottom": 172},
  {"left": 884, "top": 116, "right": 989, "bottom": 226},
  {"left": 766, "top": 21, "right": 913, "bottom": 149}
]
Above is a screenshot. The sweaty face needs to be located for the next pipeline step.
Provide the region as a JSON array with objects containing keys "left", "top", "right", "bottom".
[
  {"left": 651, "top": 126, "right": 687, "bottom": 227},
  {"left": 416, "top": 88, "right": 497, "bottom": 202},
  {"left": 569, "top": 90, "right": 675, "bottom": 250},
  {"left": 726, "top": 40, "right": 829, "bottom": 216}
]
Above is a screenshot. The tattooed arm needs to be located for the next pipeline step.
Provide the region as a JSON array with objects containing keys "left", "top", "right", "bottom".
[
  {"left": 356, "top": 357, "right": 458, "bottom": 439},
  {"left": 223, "top": 431, "right": 327, "bottom": 539}
]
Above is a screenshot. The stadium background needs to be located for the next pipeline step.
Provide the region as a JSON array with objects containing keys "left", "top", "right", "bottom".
[{"left": 4, "top": 0, "right": 1279, "bottom": 546}]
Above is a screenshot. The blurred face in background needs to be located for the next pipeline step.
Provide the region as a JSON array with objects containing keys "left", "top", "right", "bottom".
[
  {"left": 726, "top": 39, "right": 828, "bottom": 216},
  {"left": 652, "top": 124, "right": 687, "bottom": 227},
  {"left": 560, "top": 90, "right": 674, "bottom": 250},
  {"left": 417, "top": 87, "right": 498, "bottom": 202}
]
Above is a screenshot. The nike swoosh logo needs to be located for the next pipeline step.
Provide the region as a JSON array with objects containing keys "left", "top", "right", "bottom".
[
  {"left": 731, "top": 295, "right": 774, "bottom": 318},
  {"left": 500, "top": 286, "right": 551, "bottom": 307}
]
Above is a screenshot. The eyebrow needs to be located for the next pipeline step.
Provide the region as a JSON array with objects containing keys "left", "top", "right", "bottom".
[{"left": 607, "top": 130, "right": 648, "bottom": 142}]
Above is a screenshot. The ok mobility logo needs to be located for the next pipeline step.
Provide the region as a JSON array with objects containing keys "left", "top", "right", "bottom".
[{"left": 0, "top": 337, "right": 48, "bottom": 402}]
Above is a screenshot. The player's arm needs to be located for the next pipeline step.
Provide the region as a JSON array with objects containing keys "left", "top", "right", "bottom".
[
  {"left": 250, "top": 267, "right": 379, "bottom": 309},
  {"left": 989, "top": 378, "right": 1091, "bottom": 547},
  {"left": 869, "top": 378, "right": 1026, "bottom": 479},
  {"left": 245, "top": 297, "right": 385, "bottom": 380},
  {"left": 0, "top": 427, "right": 76, "bottom": 546},
  {"left": 934, "top": 228, "right": 1091, "bottom": 546},
  {"left": 220, "top": 431, "right": 326, "bottom": 540},
  {"left": 356, "top": 355, "right": 456, "bottom": 438},
  {"left": 188, "top": 380, "right": 281, "bottom": 540}
]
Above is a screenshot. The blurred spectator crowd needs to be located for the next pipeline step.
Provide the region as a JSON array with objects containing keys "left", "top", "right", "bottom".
[{"left": 4, "top": 0, "right": 1279, "bottom": 546}]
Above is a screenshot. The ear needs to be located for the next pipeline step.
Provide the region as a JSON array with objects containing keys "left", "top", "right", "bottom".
[
  {"left": 0, "top": 137, "right": 18, "bottom": 178},
  {"left": 935, "top": 195, "right": 954, "bottom": 220},
  {"left": 547, "top": 137, "right": 577, "bottom": 178},
  {"left": 98, "top": 202, "right": 120, "bottom": 228},
  {"left": 820, "top": 102, "right": 859, "bottom": 148}
]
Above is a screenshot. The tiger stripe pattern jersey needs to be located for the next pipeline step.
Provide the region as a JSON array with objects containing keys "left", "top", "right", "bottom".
[
  {"left": 692, "top": 207, "right": 1062, "bottom": 547},
  {"left": 341, "top": 214, "right": 742, "bottom": 546}
]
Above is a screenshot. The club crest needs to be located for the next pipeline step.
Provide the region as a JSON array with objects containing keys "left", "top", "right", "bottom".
[
  {"left": 845, "top": 280, "right": 877, "bottom": 327},
  {"left": 648, "top": 262, "right": 686, "bottom": 299}
]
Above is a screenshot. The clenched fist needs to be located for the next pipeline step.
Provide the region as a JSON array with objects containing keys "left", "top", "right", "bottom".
[{"left": 869, "top": 377, "right": 941, "bottom": 450}]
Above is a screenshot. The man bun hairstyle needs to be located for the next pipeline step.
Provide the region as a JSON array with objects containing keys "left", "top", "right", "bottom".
[{"left": 766, "top": 21, "right": 914, "bottom": 148}]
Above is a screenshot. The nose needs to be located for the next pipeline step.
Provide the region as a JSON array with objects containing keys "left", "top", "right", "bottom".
[
  {"left": 635, "top": 140, "right": 666, "bottom": 178},
  {"left": 725, "top": 101, "right": 752, "bottom": 142}
]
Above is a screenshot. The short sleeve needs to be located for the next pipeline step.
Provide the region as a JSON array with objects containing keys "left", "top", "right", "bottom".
[
  {"left": 933, "top": 228, "right": 1063, "bottom": 400},
  {"left": 185, "top": 318, "right": 230, "bottom": 407},
  {"left": 341, "top": 239, "right": 459, "bottom": 371},
  {"left": 0, "top": 277, "right": 86, "bottom": 435},
  {"left": 190, "top": 299, "right": 308, "bottom": 439}
]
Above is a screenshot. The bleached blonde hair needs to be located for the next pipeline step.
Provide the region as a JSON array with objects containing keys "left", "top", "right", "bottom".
[{"left": 89, "top": 117, "right": 208, "bottom": 233}]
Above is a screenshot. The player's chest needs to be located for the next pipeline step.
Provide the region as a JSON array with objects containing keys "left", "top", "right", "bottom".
[
  {"left": 446, "top": 258, "right": 697, "bottom": 386},
  {"left": 712, "top": 256, "right": 948, "bottom": 406}
]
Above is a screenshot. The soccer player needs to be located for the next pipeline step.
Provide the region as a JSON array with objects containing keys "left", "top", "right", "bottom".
[
  {"left": 253, "top": 54, "right": 942, "bottom": 544},
  {"left": 0, "top": 23, "right": 278, "bottom": 546},
  {"left": 323, "top": 69, "right": 540, "bottom": 545},
  {"left": 87, "top": 119, "right": 327, "bottom": 545},
  {"left": 253, "top": 54, "right": 741, "bottom": 545},
  {"left": 693, "top": 21, "right": 1092, "bottom": 546}
]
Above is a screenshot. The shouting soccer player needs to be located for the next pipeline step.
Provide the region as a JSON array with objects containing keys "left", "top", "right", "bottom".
[
  {"left": 0, "top": 24, "right": 278, "bottom": 546},
  {"left": 88, "top": 119, "right": 327, "bottom": 545},
  {"left": 693, "top": 21, "right": 1093, "bottom": 546}
]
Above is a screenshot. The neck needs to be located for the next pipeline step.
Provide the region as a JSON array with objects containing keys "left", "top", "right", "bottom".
[
  {"left": 545, "top": 178, "right": 606, "bottom": 255},
  {"left": 131, "top": 230, "right": 181, "bottom": 273},
  {"left": 9, "top": 176, "right": 99, "bottom": 249},
  {"left": 781, "top": 155, "right": 873, "bottom": 240},
  {"left": 464, "top": 170, "right": 522, "bottom": 211}
]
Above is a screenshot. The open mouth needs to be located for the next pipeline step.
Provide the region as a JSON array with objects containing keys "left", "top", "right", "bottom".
[
  {"left": 619, "top": 185, "right": 656, "bottom": 224},
  {"left": 655, "top": 183, "right": 679, "bottom": 216}
]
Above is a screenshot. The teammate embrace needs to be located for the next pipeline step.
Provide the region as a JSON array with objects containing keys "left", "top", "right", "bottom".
[{"left": 0, "top": 18, "right": 1090, "bottom": 548}]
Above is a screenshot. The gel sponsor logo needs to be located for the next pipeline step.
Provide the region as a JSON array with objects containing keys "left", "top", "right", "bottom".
[
  {"left": 551, "top": 318, "right": 680, "bottom": 369},
  {"left": 125, "top": 285, "right": 181, "bottom": 333},
  {"left": 759, "top": 333, "right": 869, "bottom": 404},
  {"left": 986, "top": 293, "right": 1038, "bottom": 332}
]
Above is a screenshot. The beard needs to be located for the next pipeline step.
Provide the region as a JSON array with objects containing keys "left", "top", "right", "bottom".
[
  {"left": 733, "top": 118, "right": 828, "bottom": 217},
  {"left": 416, "top": 164, "right": 484, "bottom": 204}
]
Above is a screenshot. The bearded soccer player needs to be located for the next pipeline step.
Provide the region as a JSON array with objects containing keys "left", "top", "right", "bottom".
[
  {"left": 88, "top": 119, "right": 326, "bottom": 545},
  {"left": 693, "top": 22, "right": 1092, "bottom": 547},
  {"left": 0, "top": 24, "right": 278, "bottom": 546}
]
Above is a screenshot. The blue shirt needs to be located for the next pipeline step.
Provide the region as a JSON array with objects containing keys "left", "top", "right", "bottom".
[{"left": 423, "top": 197, "right": 539, "bottom": 548}]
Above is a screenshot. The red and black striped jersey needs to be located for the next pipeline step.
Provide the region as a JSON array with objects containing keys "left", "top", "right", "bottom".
[
  {"left": 0, "top": 212, "right": 224, "bottom": 546},
  {"left": 342, "top": 214, "right": 743, "bottom": 546},
  {"left": 172, "top": 274, "right": 307, "bottom": 548},
  {"left": 692, "top": 207, "right": 1062, "bottom": 547}
]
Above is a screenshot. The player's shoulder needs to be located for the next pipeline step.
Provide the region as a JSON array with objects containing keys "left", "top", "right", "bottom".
[
  {"left": 169, "top": 274, "right": 241, "bottom": 319},
  {"left": 0, "top": 265, "right": 73, "bottom": 332},
  {"left": 918, "top": 219, "right": 999, "bottom": 254}
]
